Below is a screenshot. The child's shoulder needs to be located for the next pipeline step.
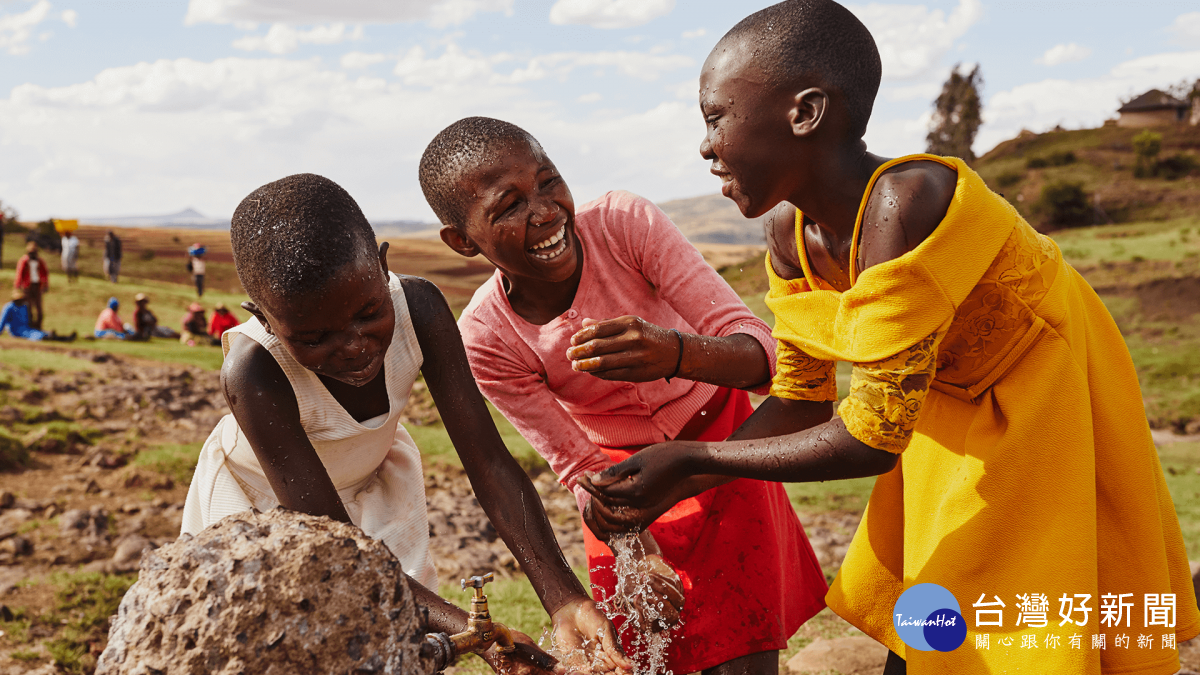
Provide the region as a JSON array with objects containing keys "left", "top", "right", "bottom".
[{"left": 859, "top": 159, "right": 957, "bottom": 272}]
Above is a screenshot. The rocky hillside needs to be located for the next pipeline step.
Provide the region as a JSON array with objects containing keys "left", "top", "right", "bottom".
[{"left": 973, "top": 123, "right": 1200, "bottom": 228}]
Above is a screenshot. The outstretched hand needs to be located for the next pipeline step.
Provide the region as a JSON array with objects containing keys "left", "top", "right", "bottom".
[
  {"left": 549, "top": 597, "right": 632, "bottom": 675},
  {"left": 567, "top": 316, "right": 682, "bottom": 382},
  {"left": 577, "top": 442, "right": 702, "bottom": 537}
]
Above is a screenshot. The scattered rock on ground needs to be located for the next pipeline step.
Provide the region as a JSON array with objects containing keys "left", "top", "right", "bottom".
[{"left": 98, "top": 509, "right": 433, "bottom": 675}]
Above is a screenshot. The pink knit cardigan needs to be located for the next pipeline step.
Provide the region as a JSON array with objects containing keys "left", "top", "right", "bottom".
[{"left": 459, "top": 190, "right": 776, "bottom": 497}]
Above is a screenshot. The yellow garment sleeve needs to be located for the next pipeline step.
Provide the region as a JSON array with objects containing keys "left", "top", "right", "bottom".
[
  {"left": 770, "top": 339, "right": 838, "bottom": 402},
  {"left": 838, "top": 331, "right": 943, "bottom": 454}
]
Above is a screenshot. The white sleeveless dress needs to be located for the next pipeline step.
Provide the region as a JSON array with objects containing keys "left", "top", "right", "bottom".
[{"left": 181, "top": 272, "right": 437, "bottom": 589}]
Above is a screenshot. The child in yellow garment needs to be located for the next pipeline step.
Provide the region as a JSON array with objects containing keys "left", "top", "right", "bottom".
[{"left": 577, "top": 1, "right": 1200, "bottom": 673}]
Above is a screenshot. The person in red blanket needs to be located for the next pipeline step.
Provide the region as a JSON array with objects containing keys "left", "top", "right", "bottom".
[
  {"left": 208, "top": 302, "right": 240, "bottom": 339},
  {"left": 14, "top": 242, "right": 49, "bottom": 330}
]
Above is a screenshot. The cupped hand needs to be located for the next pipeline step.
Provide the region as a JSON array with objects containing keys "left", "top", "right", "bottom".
[
  {"left": 549, "top": 597, "right": 632, "bottom": 675},
  {"left": 480, "top": 627, "right": 568, "bottom": 675},
  {"left": 624, "top": 553, "right": 684, "bottom": 632},
  {"left": 576, "top": 441, "right": 703, "bottom": 536},
  {"left": 567, "top": 316, "right": 682, "bottom": 382}
]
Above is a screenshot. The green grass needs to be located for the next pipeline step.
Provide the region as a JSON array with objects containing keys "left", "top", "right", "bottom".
[
  {"left": 7, "top": 571, "right": 139, "bottom": 675},
  {"left": 0, "top": 347, "right": 97, "bottom": 374},
  {"left": 785, "top": 476, "right": 876, "bottom": 514},
  {"left": 1158, "top": 441, "right": 1200, "bottom": 559},
  {"left": 2, "top": 235, "right": 245, "bottom": 370},
  {"left": 407, "top": 402, "right": 546, "bottom": 472},
  {"left": 131, "top": 441, "right": 203, "bottom": 484},
  {"left": 1053, "top": 215, "right": 1200, "bottom": 266}
]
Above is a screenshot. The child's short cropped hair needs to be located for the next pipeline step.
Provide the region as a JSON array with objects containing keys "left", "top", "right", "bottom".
[
  {"left": 418, "top": 117, "right": 538, "bottom": 230},
  {"left": 724, "top": 0, "right": 881, "bottom": 139},
  {"left": 230, "top": 173, "right": 378, "bottom": 300}
]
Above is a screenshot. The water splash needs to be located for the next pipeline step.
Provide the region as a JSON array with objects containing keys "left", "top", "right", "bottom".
[{"left": 595, "top": 533, "right": 675, "bottom": 675}]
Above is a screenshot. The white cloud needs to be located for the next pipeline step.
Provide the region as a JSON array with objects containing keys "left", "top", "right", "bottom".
[
  {"left": 60, "top": 8, "right": 75, "bottom": 27},
  {"left": 848, "top": 0, "right": 983, "bottom": 81},
  {"left": 0, "top": 0, "right": 51, "bottom": 55},
  {"left": 1169, "top": 12, "right": 1200, "bottom": 45},
  {"left": 976, "top": 50, "right": 1200, "bottom": 153},
  {"left": 549, "top": 0, "right": 675, "bottom": 30},
  {"left": 681, "top": 28, "right": 705, "bottom": 40},
  {"left": 391, "top": 42, "right": 692, "bottom": 88},
  {"left": 577, "top": 92, "right": 602, "bottom": 103},
  {"left": 340, "top": 51, "right": 387, "bottom": 69},
  {"left": 185, "top": 0, "right": 513, "bottom": 28},
  {"left": 1036, "top": 43, "right": 1091, "bottom": 66},
  {"left": 0, "top": 51, "right": 710, "bottom": 221},
  {"left": 232, "top": 23, "right": 363, "bottom": 55}
]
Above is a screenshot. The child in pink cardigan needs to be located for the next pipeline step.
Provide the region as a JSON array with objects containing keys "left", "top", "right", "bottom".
[{"left": 422, "top": 117, "right": 827, "bottom": 675}]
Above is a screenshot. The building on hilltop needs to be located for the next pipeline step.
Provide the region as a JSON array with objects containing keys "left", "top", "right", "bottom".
[{"left": 1117, "top": 89, "right": 1191, "bottom": 128}]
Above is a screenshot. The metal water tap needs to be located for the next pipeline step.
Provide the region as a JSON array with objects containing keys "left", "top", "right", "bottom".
[
  {"left": 422, "top": 572, "right": 557, "bottom": 673},
  {"left": 450, "top": 573, "right": 516, "bottom": 656}
]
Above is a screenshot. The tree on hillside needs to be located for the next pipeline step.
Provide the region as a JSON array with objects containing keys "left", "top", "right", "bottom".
[
  {"left": 926, "top": 64, "right": 983, "bottom": 162},
  {"left": 1132, "top": 129, "right": 1162, "bottom": 179}
]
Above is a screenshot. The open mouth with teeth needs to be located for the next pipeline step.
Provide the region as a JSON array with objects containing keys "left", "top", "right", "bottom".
[{"left": 528, "top": 224, "right": 569, "bottom": 260}]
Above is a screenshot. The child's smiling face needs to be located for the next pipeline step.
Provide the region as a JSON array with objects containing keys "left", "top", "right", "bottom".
[
  {"left": 699, "top": 39, "right": 799, "bottom": 219},
  {"left": 255, "top": 251, "right": 395, "bottom": 387},
  {"left": 446, "top": 139, "right": 578, "bottom": 284}
]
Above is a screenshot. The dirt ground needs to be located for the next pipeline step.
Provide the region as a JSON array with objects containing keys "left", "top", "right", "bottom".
[{"left": 0, "top": 346, "right": 594, "bottom": 673}]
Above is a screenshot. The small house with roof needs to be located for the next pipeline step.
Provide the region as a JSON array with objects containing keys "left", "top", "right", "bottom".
[{"left": 1117, "top": 89, "right": 1191, "bottom": 128}]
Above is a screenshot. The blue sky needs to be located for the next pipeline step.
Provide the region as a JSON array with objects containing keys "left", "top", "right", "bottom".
[{"left": 1, "top": 0, "right": 1197, "bottom": 222}]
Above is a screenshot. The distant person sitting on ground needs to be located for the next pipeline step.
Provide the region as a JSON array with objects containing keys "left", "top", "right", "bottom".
[
  {"left": 1, "top": 290, "right": 75, "bottom": 342},
  {"left": 61, "top": 231, "right": 80, "bottom": 283},
  {"left": 130, "top": 293, "right": 179, "bottom": 341},
  {"left": 104, "top": 231, "right": 122, "bottom": 284},
  {"left": 95, "top": 297, "right": 130, "bottom": 339},
  {"left": 187, "top": 244, "right": 207, "bottom": 297},
  {"left": 180, "top": 303, "right": 216, "bottom": 346},
  {"left": 208, "top": 302, "right": 239, "bottom": 339},
  {"left": 14, "top": 241, "right": 49, "bottom": 331}
]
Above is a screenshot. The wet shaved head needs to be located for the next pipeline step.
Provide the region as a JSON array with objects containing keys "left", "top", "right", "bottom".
[
  {"left": 721, "top": 0, "right": 881, "bottom": 139},
  {"left": 230, "top": 173, "right": 379, "bottom": 302},
  {"left": 418, "top": 117, "right": 540, "bottom": 230}
]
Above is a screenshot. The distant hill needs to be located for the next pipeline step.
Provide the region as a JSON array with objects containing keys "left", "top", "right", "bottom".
[
  {"left": 83, "top": 208, "right": 230, "bottom": 230},
  {"left": 657, "top": 193, "right": 766, "bottom": 245}
]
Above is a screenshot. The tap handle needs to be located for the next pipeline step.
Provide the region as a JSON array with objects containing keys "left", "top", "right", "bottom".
[{"left": 461, "top": 572, "right": 495, "bottom": 597}]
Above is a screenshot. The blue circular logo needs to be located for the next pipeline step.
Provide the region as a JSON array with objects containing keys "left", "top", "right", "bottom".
[{"left": 893, "top": 583, "right": 966, "bottom": 652}]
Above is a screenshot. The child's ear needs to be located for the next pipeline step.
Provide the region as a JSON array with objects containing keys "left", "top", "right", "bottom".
[
  {"left": 788, "top": 88, "right": 829, "bottom": 138},
  {"left": 440, "top": 225, "right": 481, "bottom": 258},
  {"left": 241, "top": 301, "right": 273, "bottom": 335},
  {"left": 378, "top": 242, "right": 391, "bottom": 276}
]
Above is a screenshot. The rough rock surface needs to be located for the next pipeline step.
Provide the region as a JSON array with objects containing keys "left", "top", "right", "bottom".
[{"left": 97, "top": 509, "right": 432, "bottom": 675}]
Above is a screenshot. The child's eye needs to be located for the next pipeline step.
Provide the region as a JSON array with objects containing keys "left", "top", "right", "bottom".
[
  {"left": 541, "top": 176, "right": 560, "bottom": 189},
  {"left": 299, "top": 336, "right": 325, "bottom": 347}
]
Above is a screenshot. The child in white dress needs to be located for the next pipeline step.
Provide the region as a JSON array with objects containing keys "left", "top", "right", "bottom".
[{"left": 180, "top": 173, "right": 628, "bottom": 675}]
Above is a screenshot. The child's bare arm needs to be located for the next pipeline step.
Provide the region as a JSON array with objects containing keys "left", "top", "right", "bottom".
[
  {"left": 222, "top": 337, "right": 499, "bottom": 645},
  {"left": 221, "top": 335, "right": 351, "bottom": 523},
  {"left": 580, "top": 396, "right": 835, "bottom": 533},
  {"left": 582, "top": 416, "right": 895, "bottom": 536},
  {"left": 402, "top": 276, "right": 630, "bottom": 674}
]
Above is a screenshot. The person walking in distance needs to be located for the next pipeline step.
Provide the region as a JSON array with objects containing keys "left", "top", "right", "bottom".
[
  {"left": 61, "top": 231, "right": 80, "bottom": 283},
  {"left": 103, "top": 231, "right": 122, "bottom": 283},
  {"left": 188, "top": 244, "right": 207, "bottom": 297}
]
